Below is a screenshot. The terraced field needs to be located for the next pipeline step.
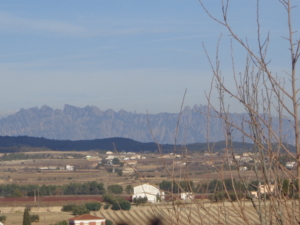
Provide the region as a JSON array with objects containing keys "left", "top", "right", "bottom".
[{"left": 93, "top": 203, "right": 300, "bottom": 225}]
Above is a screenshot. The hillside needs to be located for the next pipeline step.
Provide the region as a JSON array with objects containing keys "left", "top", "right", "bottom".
[
  {"left": 0, "top": 136, "right": 260, "bottom": 153},
  {"left": 0, "top": 104, "right": 293, "bottom": 144}
]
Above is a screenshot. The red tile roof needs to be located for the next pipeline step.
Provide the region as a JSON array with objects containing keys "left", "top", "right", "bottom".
[{"left": 68, "top": 214, "right": 105, "bottom": 221}]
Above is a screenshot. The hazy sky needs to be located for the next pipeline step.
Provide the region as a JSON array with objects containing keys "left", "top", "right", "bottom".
[{"left": 0, "top": 0, "right": 298, "bottom": 117}]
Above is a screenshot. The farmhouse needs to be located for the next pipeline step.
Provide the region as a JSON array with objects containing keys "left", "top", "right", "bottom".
[
  {"left": 133, "top": 183, "right": 165, "bottom": 203},
  {"left": 181, "top": 192, "right": 194, "bottom": 200},
  {"left": 66, "top": 165, "right": 74, "bottom": 171},
  {"left": 122, "top": 167, "right": 135, "bottom": 174},
  {"left": 286, "top": 161, "right": 296, "bottom": 169},
  {"left": 68, "top": 214, "right": 106, "bottom": 225},
  {"left": 259, "top": 184, "right": 275, "bottom": 194}
]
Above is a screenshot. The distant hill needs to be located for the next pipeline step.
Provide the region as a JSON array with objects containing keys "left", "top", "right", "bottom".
[
  {"left": 0, "top": 136, "right": 258, "bottom": 153},
  {"left": 0, "top": 104, "right": 293, "bottom": 144}
]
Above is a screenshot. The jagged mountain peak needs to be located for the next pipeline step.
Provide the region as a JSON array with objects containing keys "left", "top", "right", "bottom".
[{"left": 0, "top": 104, "right": 293, "bottom": 144}]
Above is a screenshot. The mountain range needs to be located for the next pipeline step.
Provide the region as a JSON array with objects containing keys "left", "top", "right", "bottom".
[{"left": 0, "top": 104, "right": 293, "bottom": 144}]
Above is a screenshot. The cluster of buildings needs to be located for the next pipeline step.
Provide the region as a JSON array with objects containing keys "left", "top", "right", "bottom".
[
  {"left": 250, "top": 184, "right": 275, "bottom": 199},
  {"left": 286, "top": 161, "right": 296, "bottom": 169},
  {"left": 38, "top": 165, "right": 74, "bottom": 171}
]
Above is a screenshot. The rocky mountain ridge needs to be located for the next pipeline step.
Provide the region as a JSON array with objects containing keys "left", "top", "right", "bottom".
[{"left": 0, "top": 104, "right": 293, "bottom": 144}]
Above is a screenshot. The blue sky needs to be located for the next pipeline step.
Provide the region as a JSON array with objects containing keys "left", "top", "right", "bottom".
[{"left": 0, "top": 0, "right": 298, "bottom": 117}]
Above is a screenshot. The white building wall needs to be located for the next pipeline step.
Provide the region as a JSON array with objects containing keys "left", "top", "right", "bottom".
[{"left": 133, "top": 184, "right": 164, "bottom": 203}]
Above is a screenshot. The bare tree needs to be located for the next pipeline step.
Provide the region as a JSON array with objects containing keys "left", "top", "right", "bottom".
[{"left": 196, "top": 0, "right": 300, "bottom": 224}]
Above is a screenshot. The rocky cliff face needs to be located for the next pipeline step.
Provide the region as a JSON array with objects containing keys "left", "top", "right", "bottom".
[{"left": 0, "top": 104, "right": 293, "bottom": 144}]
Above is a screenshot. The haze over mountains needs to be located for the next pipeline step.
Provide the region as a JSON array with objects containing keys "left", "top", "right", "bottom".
[{"left": 0, "top": 104, "right": 292, "bottom": 144}]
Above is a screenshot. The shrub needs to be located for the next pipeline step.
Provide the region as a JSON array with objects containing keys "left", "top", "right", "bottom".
[
  {"left": 209, "top": 191, "right": 225, "bottom": 202},
  {"left": 125, "top": 185, "right": 133, "bottom": 194},
  {"left": 106, "top": 219, "right": 113, "bottom": 225},
  {"left": 111, "top": 199, "right": 131, "bottom": 211},
  {"left": 62, "top": 204, "right": 77, "bottom": 212},
  {"left": 85, "top": 202, "right": 102, "bottom": 211},
  {"left": 102, "top": 194, "right": 115, "bottom": 204},
  {"left": 72, "top": 205, "right": 90, "bottom": 215},
  {"left": 133, "top": 196, "right": 148, "bottom": 205},
  {"left": 30, "top": 215, "right": 39, "bottom": 222},
  {"left": 0, "top": 215, "right": 7, "bottom": 222},
  {"left": 104, "top": 204, "right": 110, "bottom": 209},
  {"left": 22, "top": 208, "right": 31, "bottom": 225},
  {"left": 107, "top": 184, "right": 123, "bottom": 194}
]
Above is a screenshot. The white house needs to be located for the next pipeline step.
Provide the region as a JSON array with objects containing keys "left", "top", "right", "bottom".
[
  {"left": 239, "top": 166, "right": 248, "bottom": 171},
  {"left": 123, "top": 167, "right": 135, "bottom": 174},
  {"left": 66, "top": 165, "right": 74, "bottom": 171},
  {"left": 286, "top": 161, "right": 296, "bottom": 169},
  {"left": 181, "top": 192, "right": 194, "bottom": 200},
  {"left": 133, "top": 183, "right": 165, "bottom": 203},
  {"left": 106, "top": 151, "right": 113, "bottom": 155},
  {"left": 68, "top": 214, "right": 106, "bottom": 225},
  {"left": 259, "top": 184, "right": 275, "bottom": 194}
]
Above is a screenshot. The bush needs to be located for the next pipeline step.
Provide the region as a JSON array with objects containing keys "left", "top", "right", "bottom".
[
  {"left": 30, "top": 215, "right": 39, "bottom": 222},
  {"left": 102, "top": 194, "right": 115, "bottom": 204},
  {"left": 125, "top": 185, "right": 133, "bottom": 194},
  {"left": 85, "top": 202, "right": 102, "bottom": 211},
  {"left": 0, "top": 215, "right": 7, "bottom": 222},
  {"left": 107, "top": 184, "right": 123, "bottom": 194},
  {"left": 133, "top": 196, "right": 148, "bottom": 205},
  {"left": 22, "top": 208, "right": 31, "bottom": 225},
  {"left": 106, "top": 219, "right": 113, "bottom": 225},
  {"left": 72, "top": 205, "right": 90, "bottom": 215},
  {"left": 62, "top": 204, "right": 77, "bottom": 212},
  {"left": 209, "top": 191, "right": 226, "bottom": 202},
  {"left": 111, "top": 199, "right": 131, "bottom": 211},
  {"left": 104, "top": 204, "right": 110, "bottom": 209}
]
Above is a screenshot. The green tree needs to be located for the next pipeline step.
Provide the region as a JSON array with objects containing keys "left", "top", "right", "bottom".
[
  {"left": 30, "top": 215, "right": 39, "bottom": 222},
  {"left": 85, "top": 202, "right": 102, "bottom": 211},
  {"left": 106, "top": 219, "right": 113, "bottom": 225},
  {"left": 0, "top": 215, "right": 7, "bottom": 223},
  {"left": 13, "top": 188, "right": 23, "bottom": 197},
  {"left": 111, "top": 199, "right": 131, "bottom": 211},
  {"left": 22, "top": 208, "right": 31, "bottom": 225},
  {"left": 107, "top": 184, "right": 123, "bottom": 194},
  {"left": 72, "top": 205, "right": 90, "bottom": 215},
  {"left": 117, "top": 170, "right": 123, "bottom": 176},
  {"left": 112, "top": 158, "right": 120, "bottom": 165},
  {"left": 125, "top": 185, "right": 133, "bottom": 194}
]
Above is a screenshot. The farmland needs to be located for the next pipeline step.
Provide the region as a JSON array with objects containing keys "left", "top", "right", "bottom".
[{"left": 0, "top": 201, "right": 299, "bottom": 225}]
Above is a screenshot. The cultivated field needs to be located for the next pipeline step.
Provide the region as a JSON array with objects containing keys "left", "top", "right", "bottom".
[{"left": 1, "top": 201, "right": 299, "bottom": 225}]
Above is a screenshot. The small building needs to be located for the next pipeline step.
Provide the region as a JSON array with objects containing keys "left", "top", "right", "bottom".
[
  {"left": 133, "top": 183, "right": 165, "bottom": 203},
  {"left": 240, "top": 157, "right": 252, "bottom": 163},
  {"left": 66, "top": 165, "right": 74, "bottom": 171},
  {"left": 259, "top": 184, "right": 275, "bottom": 194},
  {"left": 106, "top": 155, "right": 116, "bottom": 160},
  {"left": 124, "top": 160, "right": 137, "bottom": 166},
  {"left": 286, "top": 161, "right": 296, "bottom": 169},
  {"left": 48, "top": 166, "right": 57, "bottom": 170},
  {"left": 123, "top": 167, "right": 135, "bottom": 174},
  {"left": 106, "top": 151, "right": 113, "bottom": 155},
  {"left": 127, "top": 152, "right": 135, "bottom": 154},
  {"left": 234, "top": 155, "right": 241, "bottom": 160},
  {"left": 85, "top": 155, "right": 92, "bottom": 160},
  {"left": 239, "top": 166, "right": 248, "bottom": 171},
  {"left": 250, "top": 191, "right": 258, "bottom": 198},
  {"left": 68, "top": 214, "right": 106, "bottom": 225},
  {"left": 181, "top": 192, "right": 194, "bottom": 200},
  {"left": 39, "top": 166, "right": 48, "bottom": 170}
]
